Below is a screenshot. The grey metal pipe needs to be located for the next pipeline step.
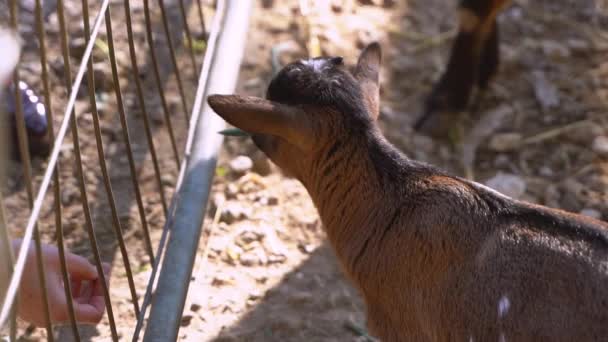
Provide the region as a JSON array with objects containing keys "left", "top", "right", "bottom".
[{"left": 142, "top": 1, "right": 253, "bottom": 341}]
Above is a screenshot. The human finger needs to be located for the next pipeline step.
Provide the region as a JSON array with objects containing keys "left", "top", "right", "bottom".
[{"left": 65, "top": 253, "right": 98, "bottom": 281}]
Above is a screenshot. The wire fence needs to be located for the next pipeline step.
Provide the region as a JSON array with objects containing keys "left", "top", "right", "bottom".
[{"left": 0, "top": 0, "right": 240, "bottom": 340}]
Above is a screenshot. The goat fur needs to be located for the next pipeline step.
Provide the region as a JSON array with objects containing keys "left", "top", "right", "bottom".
[{"left": 208, "top": 43, "right": 608, "bottom": 341}]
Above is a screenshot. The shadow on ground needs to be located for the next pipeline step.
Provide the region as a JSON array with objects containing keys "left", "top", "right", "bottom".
[{"left": 211, "top": 243, "right": 366, "bottom": 342}]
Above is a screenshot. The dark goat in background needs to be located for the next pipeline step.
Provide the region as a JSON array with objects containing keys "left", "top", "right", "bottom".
[{"left": 416, "top": 0, "right": 511, "bottom": 136}]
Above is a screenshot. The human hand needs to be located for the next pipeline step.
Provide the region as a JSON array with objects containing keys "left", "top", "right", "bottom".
[{"left": 12, "top": 239, "right": 111, "bottom": 326}]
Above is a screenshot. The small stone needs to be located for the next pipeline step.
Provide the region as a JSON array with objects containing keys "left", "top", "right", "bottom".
[
  {"left": 267, "top": 196, "right": 279, "bottom": 205},
  {"left": 357, "top": 0, "right": 383, "bottom": 5},
  {"left": 567, "top": 39, "right": 590, "bottom": 53},
  {"left": 541, "top": 40, "right": 571, "bottom": 59},
  {"left": 180, "top": 314, "right": 193, "bottom": 327},
  {"left": 258, "top": 195, "right": 279, "bottom": 206},
  {"left": 538, "top": 166, "right": 554, "bottom": 177},
  {"left": 485, "top": 172, "right": 527, "bottom": 199},
  {"left": 238, "top": 230, "right": 262, "bottom": 244},
  {"left": 248, "top": 289, "right": 263, "bottom": 301},
  {"left": 161, "top": 174, "right": 175, "bottom": 187},
  {"left": 580, "top": 208, "right": 602, "bottom": 220},
  {"left": 69, "top": 37, "right": 87, "bottom": 60},
  {"left": 330, "top": 0, "right": 343, "bottom": 12},
  {"left": 256, "top": 276, "right": 268, "bottom": 284},
  {"left": 229, "top": 155, "right": 253, "bottom": 174},
  {"left": 531, "top": 71, "right": 559, "bottom": 110},
  {"left": 209, "top": 193, "right": 226, "bottom": 214},
  {"left": 239, "top": 252, "right": 259, "bottom": 266},
  {"left": 592, "top": 136, "right": 608, "bottom": 156},
  {"left": 224, "top": 246, "right": 242, "bottom": 264},
  {"left": 211, "top": 273, "right": 234, "bottom": 286},
  {"left": 255, "top": 248, "right": 268, "bottom": 265},
  {"left": 61, "top": 186, "right": 81, "bottom": 205},
  {"left": 544, "top": 184, "right": 561, "bottom": 208},
  {"left": 488, "top": 133, "right": 522, "bottom": 152},
  {"left": 298, "top": 243, "right": 315, "bottom": 254},
  {"left": 267, "top": 253, "right": 287, "bottom": 264},
  {"left": 220, "top": 203, "right": 250, "bottom": 224},
  {"left": 93, "top": 62, "right": 113, "bottom": 91},
  {"left": 225, "top": 183, "right": 239, "bottom": 199}
]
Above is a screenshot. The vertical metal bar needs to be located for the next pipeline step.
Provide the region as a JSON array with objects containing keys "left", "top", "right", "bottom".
[
  {"left": 142, "top": 0, "right": 179, "bottom": 212},
  {"left": 105, "top": 3, "right": 146, "bottom": 315},
  {"left": 118, "top": 0, "right": 159, "bottom": 263},
  {"left": 7, "top": 2, "right": 55, "bottom": 340},
  {"left": 78, "top": 0, "right": 141, "bottom": 317},
  {"left": 133, "top": 0, "right": 226, "bottom": 338},
  {"left": 195, "top": 0, "right": 206, "bottom": 36},
  {"left": 157, "top": 0, "right": 191, "bottom": 121},
  {"left": 178, "top": 0, "right": 199, "bottom": 74},
  {"left": 143, "top": 1, "right": 252, "bottom": 340},
  {"left": 33, "top": 0, "right": 81, "bottom": 339},
  {"left": 0, "top": 0, "right": 111, "bottom": 331},
  {"left": 55, "top": 0, "right": 119, "bottom": 340}
]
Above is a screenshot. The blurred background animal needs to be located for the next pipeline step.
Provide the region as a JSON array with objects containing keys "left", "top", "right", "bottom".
[{"left": 415, "top": 0, "right": 512, "bottom": 137}]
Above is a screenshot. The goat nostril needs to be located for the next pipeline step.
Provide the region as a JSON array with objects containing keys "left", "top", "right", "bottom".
[{"left": 330, "top": 57, "right": 344, "bottom": 65}]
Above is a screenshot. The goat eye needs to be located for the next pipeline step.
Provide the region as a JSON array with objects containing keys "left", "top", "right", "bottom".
[{"left": 330, "top": 57, "right": 344, "bottom": 65}]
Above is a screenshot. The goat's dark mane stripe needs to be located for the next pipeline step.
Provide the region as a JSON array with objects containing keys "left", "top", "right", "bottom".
[
  {"left": 506, "top": 205, "right": 608, "bottom": 249},
  {"left": 377, "top": 209, "right": 402, "bottom": 247},
  {"left": 324, "top": 139, "right": 342, "bottom": 163}
]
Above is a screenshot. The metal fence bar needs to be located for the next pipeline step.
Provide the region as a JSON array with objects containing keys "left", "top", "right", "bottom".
[
  {"left": 139, "top": 0, "right": 180, "bottom": 170},
  {"left": 157, "top": 0, "right": 191, "bottom": 122},
  {"left": 0, "top": 0, "right": 118, "bottom": 335},
  {"left": 0, "top": 0, "right": 102, "bottom": 326},
  {"left": 77, "top": 0, "right": 142, "bottom": 319},
  {"left": 131, "top": 1, "right": 226, "bottom": 339},
  {"left": 195, "top": 0, "right": 206, "bottom": 42},
  {"left": 141, "top": 0, "right": 174, "bottom": 213},
  {"left": 32, "top": 0, "right": 82, "bottom": 338},
  {"left": 1, "top": 0, "right": 219, "bottom": 338},
  {"left": 120, "top": 0, "right": 159, "bottom": 263},
  {"left": 7, "top": 2, "right": 55, "bottom": 339},
  {"left": 55, "top": 0, "right": 120, "bottom": 339},
  {"left": 143, "top": 0, "right": 253, "bottom": 340},
  {"left": 178, "top": 0, "right": 199, "bottom": 74}
]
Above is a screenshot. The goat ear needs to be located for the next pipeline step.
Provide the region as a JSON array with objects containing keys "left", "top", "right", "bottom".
[
  {"left": 208, "top": 94, "right": 313, "bottom": 150},
  {"left": 354, "top": 42, "right": 382, "bottom": 120}
]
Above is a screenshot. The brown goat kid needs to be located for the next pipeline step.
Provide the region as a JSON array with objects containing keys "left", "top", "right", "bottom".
[{"left": 208, "top": 43, "right": 608, "bottom": 341}]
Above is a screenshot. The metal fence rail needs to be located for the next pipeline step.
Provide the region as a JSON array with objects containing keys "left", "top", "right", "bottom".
[
  {"left": 143, "top": 1, "right": 252, "bottom": 340},
  {"left": 0, "top": 0, "right": 248, "bottom": 340}
]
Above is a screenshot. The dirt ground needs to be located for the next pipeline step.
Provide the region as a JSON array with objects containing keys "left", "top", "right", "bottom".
[{"left": 3, "top": 0, "right": 608, "bottom": 341}]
